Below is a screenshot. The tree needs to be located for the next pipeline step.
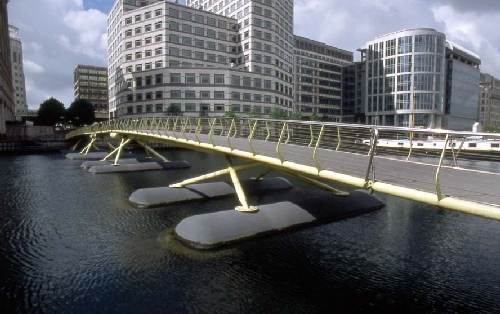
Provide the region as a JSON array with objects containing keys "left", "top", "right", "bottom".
[
  {"left": 289, "top": 111, "right": 302, "bottom": 120},
  {"left": 224, "top": 107, "right": 237, "bottom": 118},
  {"left": 67, "top": 98, "right": 95, "bottom": 126},
  {"left": 248, "top": 106, "right": 262, "bottom": 118},
  {"left": 268, "top": 107, "right": 287, "bottom": 119},
  {"left": 37, "top": 97, "right": 66, "bottom": 126},
  {"left": 310, "top": 113, "right": 320, "bottom": 121},
  {"left": 164, "top": 104, "right": 183, "bottom": 116}
]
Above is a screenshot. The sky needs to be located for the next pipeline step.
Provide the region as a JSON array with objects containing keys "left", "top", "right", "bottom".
[{"left": 7, "top": 0, "right": 500, "bottom": 110}]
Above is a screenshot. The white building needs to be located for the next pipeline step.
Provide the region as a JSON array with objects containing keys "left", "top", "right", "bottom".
[
  {"left": 359, "top": 28, "right": 447, "bottom": 128},
  {"left": 9, "top": 25, "right": 28, "bottom": 121},
  {"left": 359, "top": 28, "right": 481, "bottom": 130},
  {"left": 107, "top": 0, "right": 293, "bottom": 119}
]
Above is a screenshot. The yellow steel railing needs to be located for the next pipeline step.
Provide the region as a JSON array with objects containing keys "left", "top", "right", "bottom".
[{"left": 67, "top": 116, "right": 500, "bottom": 221}]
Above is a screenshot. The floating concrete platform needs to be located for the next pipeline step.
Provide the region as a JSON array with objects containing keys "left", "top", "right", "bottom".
[
  {"left": 129, "top": 177, "right": 293, "bottom": 208},
  {"left": 80, "top": 158, "right": 139, "bottom": 169},
  {"left": 174, "top": 190, "right": 384, "bottom": 249},
  {"left": 88, "top": 160, "right": 190, "bottom": 174},
  {"left": 66, "top": 152, "right": 110, "bottom": 160}
]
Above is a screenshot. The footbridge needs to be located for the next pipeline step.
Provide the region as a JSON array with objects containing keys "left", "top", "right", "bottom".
[{"left": 66, "top": 117, "right": 500, "bottom": 221}]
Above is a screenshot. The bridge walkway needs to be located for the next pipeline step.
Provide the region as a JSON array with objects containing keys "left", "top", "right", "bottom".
[{"left": 169, "top": 132, "right": 500, "bottom": 209}]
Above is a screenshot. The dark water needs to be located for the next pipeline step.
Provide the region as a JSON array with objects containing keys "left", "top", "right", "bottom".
[{"left": 1, "top": 150, "right": 500, "bottom": 313}]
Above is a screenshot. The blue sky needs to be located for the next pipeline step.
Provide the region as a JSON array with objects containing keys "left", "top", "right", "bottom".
[{"left": 7, "top": 0, "right": 500, "bottom": 110}]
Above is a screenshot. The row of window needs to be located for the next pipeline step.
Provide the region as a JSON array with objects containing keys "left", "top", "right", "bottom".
[
  {"left": 367, "top": 55, "right": 445, "bottom": 77},
  {"left": 368, "top": 35, "right": 445, "bottom": 59},
  {"left": 367, "top": 74, "right": 443, "bottom": 94},
  {"left": 125, "top": 90, "right": 275, "bottom": 102},
  {"left": 125, "top": 103, "right": 274, "bottom": 114}
]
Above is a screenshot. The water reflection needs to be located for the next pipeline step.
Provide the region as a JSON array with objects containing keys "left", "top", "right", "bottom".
[{"left": 0, "top": 152, "right": 499, "bottom": 312}]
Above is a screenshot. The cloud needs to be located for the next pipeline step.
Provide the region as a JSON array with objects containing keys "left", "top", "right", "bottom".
[
  {"left": 432, "top": 4, "right": 500, "bottom": 76},
  {"left": 294, "top": 0, "right": 439, "bottom": 60},
  {"left": 23, "top": 60, "right": 45, "bottom": 73},
  {"left": 8, "top": 0, "right": 107, "bottom": 109}
]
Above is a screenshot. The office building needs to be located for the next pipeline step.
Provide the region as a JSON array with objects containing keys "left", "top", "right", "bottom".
[
  {"left": 479, "top": 73, "right": 500, "bottom": 129},
  {"left": 9, "top": 25, "right": 27, "bottom": 120},
  {"left": 293, "top": 36, "right": 354, "bottom": 121},
  {"left": 0, "top": 0, "right": 15, "bottom": 137},
  {"left": 443, "top": 41, "right": 480, "bottom": 131},
  {"left": 359, "top": 28, "right": 481, "bottom": 130},
  {"left": 73, "top": 64, "right": 109, "bottom": 120},
  {"left": 359, "top": 28, "right": 447, "bottom": 128},
  {"left": 107, "top": 0, "right": 294, "bottom": 119}
]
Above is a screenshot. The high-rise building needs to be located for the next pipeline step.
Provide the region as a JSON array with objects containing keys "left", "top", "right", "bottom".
[
  {"left": 479, "top": 73, "right": 500, "bottom": 129},
  {"left": 73, "top": 64, "right": 109, "bottom": 120},
  {"left": 293, "top": 36, "right": 353, "bottom": 121},
  {"left": 107, "top": 0, "right": 294, "bottom": 119},
  {"left": 0, "top": 0, "right": 15, "bottom": 137},
  {"left": 9, "top": 25, "right": 27, "bottom": 120},
  {"left": 359, "top": 28, "right": 481, "bottom": 130}
]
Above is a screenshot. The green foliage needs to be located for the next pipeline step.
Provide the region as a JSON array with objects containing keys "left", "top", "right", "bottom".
[
  {"left": 67, "top": 98, "right": 95, "bottom": 126},
  {"left": 483, "top": 125, "right": 500, "bottom": 133},
  {"left": 310, "top": 113, "right": 320, "bottom": 121},
  {"left": 164, "top": 104, "right": 183, "bottom": 116},
  {"left": 289, "top": 111, "right": 302, "bottom": 120},
  {"left": 37, "top": 97, "right": 66, "bottom": 126},
  {"left": 248, "top": 107, "right": 262, "bottom": 118},
  {"left": 224, "top": 107, "right": 237, "bottom": 118},
  {"left": 268, "top": 107, "right": 287, "bottom": 119}
]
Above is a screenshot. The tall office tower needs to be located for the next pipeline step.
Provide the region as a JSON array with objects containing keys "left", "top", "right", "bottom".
[
  {"left": 187, "top": 0, "right": 295, "bottom": 114},
  {"left": 107, "top": 0, "right": 295, "bottom": 119},
  {"left": 478, "top": 73, "right": 500, "bottom": 129},
  {"left": 293, "top": 36, "right": 353, "bottom": 121},
  {"left": 9, "top": 25, "right": 28, "bottom": 121},
  {"left": 73, "top": 65, "right": 109, "bottom": 120},
  {"left": 444, "top": 41, "right": 481, "bottom": 131},
  {"left": 0, "top": 0, "right": 15, "bottom": 137},
  {"left": 359, "top": 28, "right": 447, "bottom": 128}
]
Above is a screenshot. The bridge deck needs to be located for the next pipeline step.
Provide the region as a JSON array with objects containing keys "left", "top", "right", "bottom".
[{"left": 181, "top": 133, "right": 500, "bottom": 208}]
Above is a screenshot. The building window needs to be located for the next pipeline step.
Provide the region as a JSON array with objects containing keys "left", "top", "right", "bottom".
[
  {"left": 214, "top": 91, "right": 225, "bottom": 99},
  {"left": 171, "top": 90, "right": 181, "bottom": 98},
  {"left": 200, "top": 91, "right": 210, "bottom": 99},
  {"left": 185, "top": 73, "right": 196, "bottom": 83},
  {"left": 185, "top": 90, "right": 196, "bottom": 98},
  {"left": 155, "top": 74, "right": 163, "bottom": 84},
  {"left": 170, "top": 73, "right": 181, "bottom": 83},
  {"left": 214, "top": 74, "right": 224, "bottom": 84}
]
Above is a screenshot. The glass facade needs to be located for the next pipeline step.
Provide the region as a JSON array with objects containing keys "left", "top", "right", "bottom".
[{"left": 364, "top": 29, "right": 446, "bottom": 128}]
